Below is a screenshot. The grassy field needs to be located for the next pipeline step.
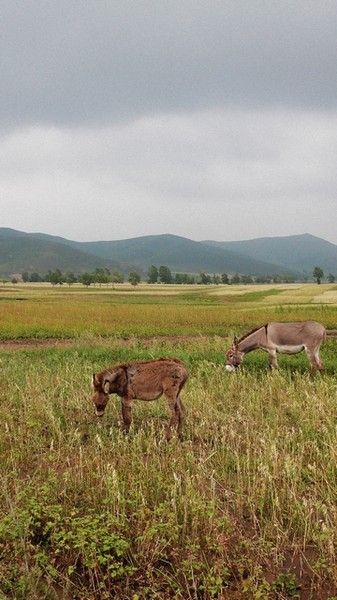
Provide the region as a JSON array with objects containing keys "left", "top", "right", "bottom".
[
  {"left": 1, "top": 284, "right": 337, "bottom": 599},
  {"left": 1, "top": 282, "right": 337, "bottom": 339}
]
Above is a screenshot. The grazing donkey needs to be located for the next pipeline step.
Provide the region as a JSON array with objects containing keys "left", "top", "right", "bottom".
[
  {"left": 225, "top": 321, "right": 326, "bottom": 372},
  {"left": 91, "top": 358, "right": 188, "bottom": 439}
]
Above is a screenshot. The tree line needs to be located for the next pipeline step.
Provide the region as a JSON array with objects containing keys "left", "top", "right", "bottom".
[
  {"left": 148, "top": 265, "right": 296, "bottom": 285},
  {"left": 149, "top": 265, "right": 336, "bottom": 285},
  {"left": 12, "top": 268, "right": 133, "bottom": 286},
  {"left": 7, "top": 265, "right": 336, "bottom": 286}
]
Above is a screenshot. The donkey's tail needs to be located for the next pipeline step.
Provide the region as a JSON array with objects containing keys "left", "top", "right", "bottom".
[{"left": 326, "top": 329, "right": 337, "bottom": 338}]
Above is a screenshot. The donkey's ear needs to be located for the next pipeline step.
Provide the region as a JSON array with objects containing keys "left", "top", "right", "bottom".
[
  {"left": 103, "top": 369, "right": 122, "bottom": 393},
  {"left": 233, "top": 336, "right": 238, "bottom": 346},
  {"left": 91, "top": 373, "right": 97, "bottom": 388}
]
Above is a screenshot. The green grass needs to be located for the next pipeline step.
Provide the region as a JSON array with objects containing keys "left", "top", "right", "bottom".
[
  {"left": 1, "top": 284, "right": 337, "bottom": 598},
  {"left": 1, "top": 339, "right": 337, "bottom": 598}
]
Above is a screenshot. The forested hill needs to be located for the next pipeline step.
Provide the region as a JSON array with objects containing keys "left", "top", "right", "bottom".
[
  {"left": 202, "top": 233, "right": 337, "bottom": 275},
  {"left": 2, "top": 228, "right": 336, "bottom": 277},
  {"left": 0, "top": 229, "right": 296, "bottom": 277},
  {"left": 0, "top": 229, "right": 128, "bottom": 275}
]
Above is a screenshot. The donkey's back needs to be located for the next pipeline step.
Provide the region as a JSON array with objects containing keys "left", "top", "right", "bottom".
[{"left": 267, "top": 321, "right": 325, "bottom": 346}]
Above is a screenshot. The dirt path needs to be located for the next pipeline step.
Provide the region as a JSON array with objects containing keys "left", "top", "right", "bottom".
[
  {"left": 1, "top": 330, "right": 336, "bottom": 351},
  {"left": 0, "top": 339, "right": 77, "bottom": 350},
  {"left": 0, "top": 335, "right": 222, "bottom": 351}
]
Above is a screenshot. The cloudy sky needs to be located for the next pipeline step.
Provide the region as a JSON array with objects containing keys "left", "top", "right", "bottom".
[{"left": 1, "top": 1, "right": 337, "bottom": 243}]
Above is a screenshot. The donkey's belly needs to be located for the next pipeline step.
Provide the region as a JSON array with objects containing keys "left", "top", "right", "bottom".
[
  {"left": 130, "top": 385, "right": 163, "bottom": 401},
  {"left": 276, "top": 344, "right": 305, "bottom": 354}
]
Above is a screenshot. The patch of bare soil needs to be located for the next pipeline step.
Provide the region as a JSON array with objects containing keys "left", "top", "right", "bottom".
[
  {"left": 282, "top": 546, "right": 336, "bottom": 600},
  {"left": 0, "top": 339, "right": 76, "bottom": 350},
  {"left": 0, "top": 335, "right": 222, "bottom": 351}
]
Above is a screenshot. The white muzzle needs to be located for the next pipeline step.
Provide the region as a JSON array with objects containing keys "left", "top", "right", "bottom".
[{"left": 225, "top": 364, "right": 235, "bottom": 372}]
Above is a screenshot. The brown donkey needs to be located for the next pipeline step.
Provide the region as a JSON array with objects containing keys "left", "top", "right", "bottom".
[{"left": 91, "top": 358, "right": 188, "bottom": 439}]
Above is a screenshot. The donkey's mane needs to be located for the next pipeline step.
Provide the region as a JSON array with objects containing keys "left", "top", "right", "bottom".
[{"left": 237, "top": 324, "right": 267, "bottom": 344}]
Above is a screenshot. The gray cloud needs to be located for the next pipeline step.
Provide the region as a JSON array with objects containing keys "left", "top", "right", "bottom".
[
  {"left": 1, "top": 109, "right": 337, "bottom": 242},
  {"left": 1, "top": 2, "right": 337, "bottom": 244},
  {"left": 2, "top": 0, "right": 337, "bottom": 130}
]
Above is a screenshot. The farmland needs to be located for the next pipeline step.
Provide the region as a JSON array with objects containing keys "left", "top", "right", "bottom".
[{"left": 1, "top": 283, "right": 337, "bottom": 599}]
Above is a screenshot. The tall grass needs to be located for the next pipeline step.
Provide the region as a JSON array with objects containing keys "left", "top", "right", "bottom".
[{"left": 1, "top": 341, "right": 337, "bottom": 598}]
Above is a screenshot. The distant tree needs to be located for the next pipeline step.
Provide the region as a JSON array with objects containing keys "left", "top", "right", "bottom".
[
  {"left": 255, "top": 275, "right": 269, "bottom": 284},
  {"left": 11, "top": 277, "right": 18, "bottom": 284},
  {"left": 281, "top": 273, "right": 295, "bottom": 284},
  {"left": 49, "top": 269, "right": 64, "bottom": 285},
  {"left": 212, "top": 274, "right": 221, "bottom": 284},
  {"left": 128, "top": 271, "right": 141, "bottom": 286},
  {"left": 175, "top": 273, "right": 193, "bottom": 284},
  {"left": 159, "top": 265, "right": 172, "bottom": 284},
  {"left": 112, "top": 271, "right": 124, "bottom": 283},
  {"left": 327, "top": 273, "right": 335, "bottom": 283},
  {"left": 313, "top": 266, "right": 324, "bottom": 284},
  {"left": 65, "top": 272, "right": 77, "bottom": 286},
  {"left": 231, "top": 273, "right": 241, "bottom": 284},
  {"left": 94, "top": 267, "right": 109, "bottom": 286},
  {"left": 79, "top": 272, "right": 94, "bottom": 286},
  {"left": 221, "top": 273, "right": 229, "bottom": 284},
  {"left": 147, "top": 265, "right": 159, "bottom": 284},
  {"left": 241, "top": 274, "right": 253, "bottom": 284},
  {"left": 199, "top": 272, "right": 211, "bottom": 284},
  {"left": 21, "top": 271, "right": 29, "bottom": 282},
  {"left": 104, "top": 268, "right": 111, "bottom": 285},
  {"left": 29, "top": 272, "right": 42, "bottom": 282}
]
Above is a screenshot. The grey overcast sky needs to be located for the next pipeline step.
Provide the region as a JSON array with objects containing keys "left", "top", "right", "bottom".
[{"left": 1, "top": 0, "right": 337, "bottom": 242}]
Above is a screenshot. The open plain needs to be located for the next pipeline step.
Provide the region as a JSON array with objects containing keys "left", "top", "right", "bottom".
[{"left": 1, "top": 282, "right": 337, "bottom": 599}]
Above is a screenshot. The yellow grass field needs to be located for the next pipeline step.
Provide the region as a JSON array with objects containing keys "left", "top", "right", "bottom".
[{"left": 1, "top": 282, "right": 337, "bottom": 339}]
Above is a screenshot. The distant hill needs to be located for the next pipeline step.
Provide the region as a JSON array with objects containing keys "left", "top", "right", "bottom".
[
  {"left": 2, "top": 228, "right": 335, "bottom": 279},
  {"left": 0, "top": 229, "right": 131, "bottom": 276},
  {"left": 1, "top": 229, "right": 297, "bottom": 277},
  {"left": 73, "top": 234, "right": 295, "bottom": 276},
  {"left": 202, "top": 234, "right": 337, "bottom": 275}
]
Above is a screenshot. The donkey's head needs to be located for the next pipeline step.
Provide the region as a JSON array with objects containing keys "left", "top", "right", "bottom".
[
  {"left": 91, "top": 369, "right": 123, "bottom": 416},
  {"left": 225, "top": 336, "right": 244, "bottom": 372}
]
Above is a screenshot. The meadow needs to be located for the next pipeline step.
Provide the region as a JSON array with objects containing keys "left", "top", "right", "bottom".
[{"left": 1, "top": 283, "right": 337, "bottom": 599}]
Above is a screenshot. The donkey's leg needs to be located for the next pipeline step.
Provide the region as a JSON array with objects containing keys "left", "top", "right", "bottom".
[
  {"left": 164, "top": 374, "right": 187, "bottom": 440},
  {"left": 176, "top": 374, "right": 187, "bottom": 440},
  {"left": 121, "top": 397, "right": 133, "bottom": 433},
  {"left": 176, "top": 396, "right": 185, "bottom": 440},
  {"left": 166, "top": 398, "right": 178, "bottom": 441},
  {"left": 306, "top": 344, "right": 324, "bottom": 371},
  {"left": 164, "top": 391, "right": 181, "bottom": 441},
  {"left": 315, "top": 343, "right": 324, "bottom": 370},
  {"left": 268, "top": 349, "right": 278, "bottom": 370}
]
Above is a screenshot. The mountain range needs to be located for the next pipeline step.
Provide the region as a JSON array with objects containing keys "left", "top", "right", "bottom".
[{"left": 1, "top": 228, "right": 337, "bottom": 279}]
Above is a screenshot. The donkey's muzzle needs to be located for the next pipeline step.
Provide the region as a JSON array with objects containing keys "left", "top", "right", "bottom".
[{"left": 95, "top": 406, "right": 105, "bottom": 417}]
